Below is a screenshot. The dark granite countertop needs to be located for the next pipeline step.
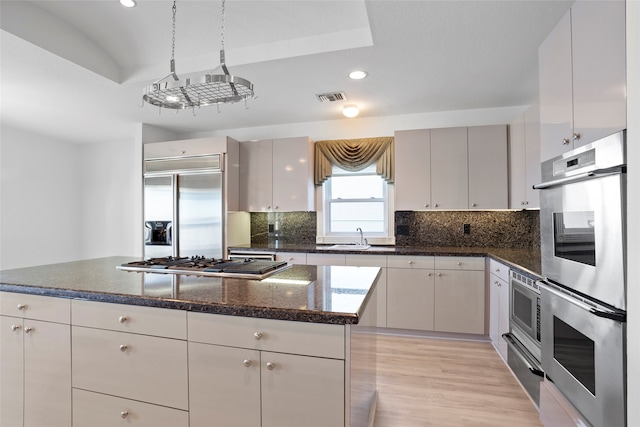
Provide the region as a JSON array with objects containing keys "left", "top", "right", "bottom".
[
  {"left": 228, "top": 243, "right": 542, "bottom": 278},
  {"left": 0, "top": 257, "right": 381, "bottom": 325}
]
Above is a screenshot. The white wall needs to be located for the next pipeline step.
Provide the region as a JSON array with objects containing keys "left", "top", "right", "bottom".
[
  {"left": 0, "top": 125, "right": 82, "bottom": 269},
  {"left": 626, "top": 1, "right": 639, "bottom": 424}
]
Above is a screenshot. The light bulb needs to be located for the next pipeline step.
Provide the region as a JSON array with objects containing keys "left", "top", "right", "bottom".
[
  {"left": 120, "top": 0, "right": 136, "bottom": 8},
  {"left": 343, "top": 104, "right": 359, "bottom": 118}
]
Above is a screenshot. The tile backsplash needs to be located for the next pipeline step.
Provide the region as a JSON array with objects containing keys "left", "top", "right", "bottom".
[{"left": 250, "top": 210, "right": 540, "bottom": 249}]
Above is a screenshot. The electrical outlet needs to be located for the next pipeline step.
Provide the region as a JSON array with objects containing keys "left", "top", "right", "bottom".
[{"left": 463, "top": 223, "right": 471, "bottom": 234}]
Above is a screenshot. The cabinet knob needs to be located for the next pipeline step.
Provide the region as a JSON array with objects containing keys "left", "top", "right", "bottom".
[
  {"left": 408, "top": 260, "right": 413, "bottom": 265},
  {"left": 288, "top": 257, "right": 294, "bottom": 261},
  {"left": 427, "top": 272, "right": 432, "bottom": 277},
  {"left": 520, "top": 201, "right": 525, "bottom": 205},
  {"left": 274, "top": 206, "right": 279, "bottom": 210},
  {"left": 437, "top": 273, "right": 442, "bottom": 277},
  {"left": 457, "top": 262, "right": 461, "bottom": 266},
  {"left": 495, "top": 268, "right": 500, "bottom": 272},
  {"left": 17, "top": 304, "right": 27, "bottom": 310},
  {"left": 424, "top": 203, "right": 429, "bottom": 208},
  {"left": 494, "top": 281, "right": 500, "bottom": 286},
  {"left": 243, "top": 359, "right": 252, "bottom": 367},
  {"left": 120, "top": 411, "right": 129, "bottom": 419},
  {"left": 433, "top": 203, "right": 439, "bottom": 207},
  {"left": 471, "top": 203, "right": 477, "bottom": 207},
  {"left": 119, "top": 344, "right": 128, "bottom": 352},
  {"left": 24, "top": 327, "right": 34, "bottom": 334},
  {"left": 523, "top": 201, "right": 528, "bottom": 205},
  {"left": 573, "top": 133, "right": 581, "bottom": 141},
  {"left": 254, "top": 332, "right": 263, "bottom": 340},
  {"left": 11, "top": 324, "right": 21, "bottom": 332},
  {"left": 266, "top": 362, "right": 275, "bottom": 370},
  {"left": 562, "top": 137, "right": 571, "bottom": 145},
  {"left": 118, "top": 316, "right": 128, "bottom": 324},
  {"left": 267, "top": 206, "right": 271, "bottom": 210}
]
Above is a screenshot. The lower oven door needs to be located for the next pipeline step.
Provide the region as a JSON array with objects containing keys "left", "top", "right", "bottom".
[
  {"left": 540, "top": 281, "right": 626, "bottom": 427},
  {"left": 503, "top": 333, "right": 543, "bottom": 408}
]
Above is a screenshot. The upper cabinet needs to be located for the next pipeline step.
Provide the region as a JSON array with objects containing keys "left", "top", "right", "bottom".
[
  {"left": 509, "top": 102, "right": 541, "bottom": 209},
  {"left": 539, "top": 0, "right": 626, "bottom": 161},
  {"left": 240, "top": 137, "right": 315, "bottom": 212},
  {"left": 395, "top": 125, "right": 508, "bottom": 210}
]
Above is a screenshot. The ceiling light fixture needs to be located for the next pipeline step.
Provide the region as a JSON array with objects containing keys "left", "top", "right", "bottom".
[
  {"left": 348, "top": 70, "right": 368, "bottom": 80},
  {"left": 343, "top": 104, "right": 359, "bottom": 118},
  {"left": 142, "top": 0, "right": 254, "bottom": 111},
  {"left": 119, "top": 0, "right": 136, "bottom": 8}
]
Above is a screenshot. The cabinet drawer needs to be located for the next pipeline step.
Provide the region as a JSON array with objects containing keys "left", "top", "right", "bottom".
[
  {"left": 306, "top": 253, "right": 346, "bottom": 266},
  {"left": 72, "top": 326, "right": 188, "bottom": 410},
  {"left": 71, "top": 299, "right": 186, "bottom": 339},
  {"left": 489, "top": 259, "right": 510, "bottom": 283},
  {"left": 345, "top": 254, "right": 387, "bottom": 267},
  {"left": 386, "top": 255, "right": 434, "bottom": 269},
  {"left": 0, "top": 292, "right": 70, "bottom": 323},
  {"left": 434, "top": 256, "right": 484, "bottom": 271},
  {"left": 188, "top": 312, "right": 345, "bottom": 359},
  {"left": 73, "top": 389, "right": 188, "bottom": 427},
  {"left": 275, "top": 252, "right": 307, "bottom": 265}
]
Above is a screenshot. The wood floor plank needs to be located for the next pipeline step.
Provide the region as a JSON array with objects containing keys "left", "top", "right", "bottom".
[{"left": 374, "top": 333, "right": 542, "bottom": 427}]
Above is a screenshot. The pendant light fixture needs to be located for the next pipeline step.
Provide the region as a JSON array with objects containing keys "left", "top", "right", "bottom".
[{"left": 142, "top": 0, "right": 254, "bottom": 110}]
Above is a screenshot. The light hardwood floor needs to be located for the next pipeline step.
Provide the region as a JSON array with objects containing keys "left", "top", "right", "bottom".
[{"left": 373, "top": 333, "right": 542, "bottom": 427}]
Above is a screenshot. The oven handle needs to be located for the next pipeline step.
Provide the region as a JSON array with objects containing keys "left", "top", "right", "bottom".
[
  {"left": 537, "top": 280, "right": 626, "bottom": 323},
  {"left": 502, "top": 333, "right": 544, "bottom": 377},
  {"left": 532, "top": 165, "right": 626, "bottom": 190}
]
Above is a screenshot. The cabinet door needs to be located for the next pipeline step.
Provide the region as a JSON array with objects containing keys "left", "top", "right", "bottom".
[
  {"left": 386, "top": 268, "right": 434, "bottom": 330},
  {"left": 434, "top": 270, "right": 484, "bottom": 334},
  {"left": 346, "top": 255, "right": 387, "bottom": 327},
  {"left": 240, "top": 139, "right": 273, "bottom": 211},
  {"left": 261, "top": 352, "right": 344, "bottom": 427},
  {"left": 1, "top": 316, "right": 24, "bottom": 427},
  {"left": 468, "top": 125, "right": 508, "bottom": 209},
  {"left": 430, "top": 127, "right": 468, "bottom": 209},
  {"left": 524, "top": 101, "right": 541, "bottom": 208},
  {"left": 394, "top": 129, "right": 431, "bottom": 210},
  {"left": 489, "top": 274, "right": 509, "bottom": 361},
  {"left": 275, "top": 251, "right": 307, "bottom": 265},
  {"left": 306, "top": 253, "right": 346, "bottom": 266},
  {"left": 272, "top": 137, "right": 314, "bottom": 211},
  {"left": 539, "top": 10, "right": 573, "bottom": 161},
  {"left": 188, "top": 342, "right": 261, "bottom": 427},
  {"left": 571, "top": 0, "right": 626, "bottom": 147},
  {"left": 509, "top": 113, "right": 527, "bottom": 209},
  {"left": 23, "top": 320, "right": 71, "bottom": 427}
]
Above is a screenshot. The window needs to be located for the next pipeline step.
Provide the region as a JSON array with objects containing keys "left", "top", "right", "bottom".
[{"left": 320, "top": 164, "right": 393, "bottom": 243}]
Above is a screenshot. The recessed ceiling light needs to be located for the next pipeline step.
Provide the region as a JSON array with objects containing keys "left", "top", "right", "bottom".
[
  {"left": 348, "top": 70, "right": 368, "bottom": 80},
  {"left": 120, "top": 0, "right": 136, "bottom": 8},
  {"left": 343, "top": 104, "right": 359, "bottom": 118}
]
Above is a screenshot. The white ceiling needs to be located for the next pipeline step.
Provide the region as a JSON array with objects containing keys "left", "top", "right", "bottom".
[{"left": 0, "top": 0, "right": 573, "bottom": 144}]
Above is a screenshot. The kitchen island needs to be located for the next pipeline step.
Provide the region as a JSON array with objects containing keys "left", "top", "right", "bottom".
[{"left": 0, "top": 256, "right": 380, "bottom": 427}]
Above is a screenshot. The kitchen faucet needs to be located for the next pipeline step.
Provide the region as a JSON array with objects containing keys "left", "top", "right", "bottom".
[{"left": 356, "top": 227, "right": 367, "bottom": 246}]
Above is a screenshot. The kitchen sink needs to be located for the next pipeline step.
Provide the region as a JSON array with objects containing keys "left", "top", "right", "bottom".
[{"left": 324, "top": 244, "right": 371, "bottom": 250}]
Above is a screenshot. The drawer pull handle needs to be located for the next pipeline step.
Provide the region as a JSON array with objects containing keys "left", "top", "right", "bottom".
[
  {"left": 266, "top": 362, "right": 275, "bottom": 370},
  {"left": 119, "top": 344, "right": 128, "bottom": 352},
  {"left": 24, "top": 327, "right": 34, "bottom": 334},
  {"left": 120, "top": 411, "right": 129, "bottom": 419},
  {"left": 243, "top": 359, "right": 252, "bottom": 367},
  {"left": 17, "top": 304, "right": 27, "bottom": 310},
  {"left": 11, "top": 324, "right": 21, "bottom": 332},
  {"left": 254, "top": 332, "right": 263, "bottom": 340},
  {"left": 118, "top": 316, "right": 128, "bottom": 324}
]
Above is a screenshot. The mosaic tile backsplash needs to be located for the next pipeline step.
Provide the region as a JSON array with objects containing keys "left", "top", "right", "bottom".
[{"left": 250, "top": 210, "right": 540, "bottom": 249}]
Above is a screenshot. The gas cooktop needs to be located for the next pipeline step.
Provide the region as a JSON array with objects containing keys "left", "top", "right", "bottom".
[{"left": 117, "top": 256, "right": 290, "bottom": 279}]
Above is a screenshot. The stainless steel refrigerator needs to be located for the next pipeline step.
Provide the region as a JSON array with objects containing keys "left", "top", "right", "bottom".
[{"left": 143, "top": 139, "right": 236, "bottom": 260}]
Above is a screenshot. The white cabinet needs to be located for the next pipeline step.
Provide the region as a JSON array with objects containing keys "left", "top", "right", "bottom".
[
  {"left": 386, "top": 256, "right": 435, "bottom": 330},
  {"left": 431, "top": 127, "right": 468, "bottom": 209},
  {"left": 539, "top": 0, "right": 626, "bottom": 161},
  {"left": 394, "top": 129, "right": 431, "bottom": 210},
  {"left": 188, "top": 313, "right": 345, "bottom": 427},
  {"left": 346, "top": 254, "right": 387, "bottom": 327},
  {"left": 275, "top": 251, "right": 307, "bottom": 265},
  {"left": 306, "top": 253, "right": 346, "bottom": 266},
  {"left": 240, "top": 137, "right": 315, "bottom": 212},
  {"left": 395, "top": 126, "right": 508, "bottom": 210},
  {"left": 509, "top": 102, "right": 541, "bottom": 208},
  {"left": 468, "top": 125, "right": 508, "bottom": 209},
  {"left": 488, "top": 259, "right": 510, "bottom": 361},
  {"left": 433, "top": 257, "right": 485, "bottom": 334},
  {"left": 0, "top": 293, "right": 71, "bottom": 427}
]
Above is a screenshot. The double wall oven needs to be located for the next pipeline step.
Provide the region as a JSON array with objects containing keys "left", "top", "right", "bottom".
[{"left": 534, "top": 131, "right": 627, "bottom": 427}]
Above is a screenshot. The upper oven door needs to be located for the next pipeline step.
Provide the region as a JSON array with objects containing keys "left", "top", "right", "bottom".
[{"left": 540, "top": 281, "right": 626, "bottom": 427}]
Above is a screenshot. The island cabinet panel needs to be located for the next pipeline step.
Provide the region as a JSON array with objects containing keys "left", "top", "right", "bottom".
[
  {"left": 71, "top": 326, "right": 189, "bottom": 410},
  {"left": 72, "top": 389, "right": 189, "bottom": 427},
  {"left": 345, "top": 254, "right": 387, "bottom": 327},
  {"left": 261, "top": 351, "right": 344, "bottom": 427},
  {"left": 72, "top": 299, "right": 187, "bottom": 339},
  {"left": 0, "top": 291, "right": 70, "bottom": 323},
  {"left": 306, "top": 253, "right": 346, "bottom": 266},
  {"left": 275, "top": 251, "right": 307, "bottom": 265},
  {"left": 187, "top": 312, "right": 345, "bottom": 360},
  {"left": 0, "top": 293, "right": 71, "bottom": 427}
]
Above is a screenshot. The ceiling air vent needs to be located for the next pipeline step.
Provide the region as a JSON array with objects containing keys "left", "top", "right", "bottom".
[{"left": 316, "top": 92, "right": 347, "bottom": 102}]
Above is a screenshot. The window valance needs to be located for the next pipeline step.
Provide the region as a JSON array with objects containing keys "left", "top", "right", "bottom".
[{"left": 314, "top": 137, "right": 394, "bottom": 185}]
